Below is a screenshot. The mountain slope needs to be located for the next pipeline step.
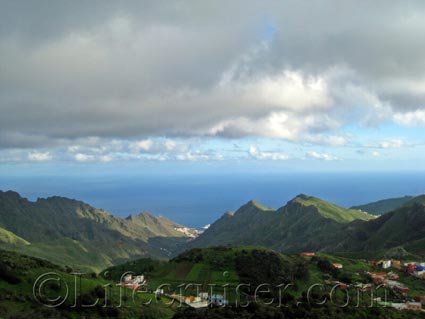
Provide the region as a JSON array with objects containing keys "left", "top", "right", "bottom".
[
  {"left": 0, "top": 226, "right": 29, "bottom": 245},
  {"left": 191, "top": 200, "right": 276, "bottom": 247},
  {"left": 191, "top": 194, "right": 375, "bottom": 253},
  {"left": 291, "top": 194, "right": 374, "bottom": 223},
  {"left": 192, "top": 194, "right": 425, "bottom": 257},
  {"left": 0, "top": 190, "right": 196, "bottom": 271},
  {"left": 351, "top": 195, "right": 414, "bottom": 215},
  {"left": 335, "top": 195, "right": 425, "bottom": 256}
]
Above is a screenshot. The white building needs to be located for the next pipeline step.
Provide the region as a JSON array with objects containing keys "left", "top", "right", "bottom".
[
  {"left": 208, "top": 295, "right": 228, "bottom": 306},
  {"left": 199, "top": 292, "right": 209, "bottom": 300}
]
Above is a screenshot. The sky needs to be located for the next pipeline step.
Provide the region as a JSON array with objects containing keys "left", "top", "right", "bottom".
[{"left": 1, "top": 0, "right": 425, "bottom": 174}]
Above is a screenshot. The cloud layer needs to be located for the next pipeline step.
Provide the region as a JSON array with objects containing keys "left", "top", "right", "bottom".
[{"left": 1, "top": 1, "right": 425, "bottom": 164}]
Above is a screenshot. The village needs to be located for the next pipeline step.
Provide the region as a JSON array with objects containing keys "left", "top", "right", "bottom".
[
  {"left": 118, "top": 273, "right": 228, "bottom": 309},
  {"left": 116, "top": 254, "right": 425, "bottom": 312},
  {"left": 301, "top": 252, "right": 425, "bottom": 312}
]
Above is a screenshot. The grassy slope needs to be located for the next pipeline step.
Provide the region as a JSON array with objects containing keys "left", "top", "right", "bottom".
[
  {"left": 4, "top": 246, "right": 423, "bottom": 318},
  {"left": 0, "top": 227, "right": 29, "bottom": 245},
  {"left": 104, "top": 246, "right": 425, "bottom": 310},
  {"left": 0, "top": 190, "right": 195, "bottom": 271},
  {"left": 334, "top": 196, "right": 425, "bottom": 257},
  {"left": 351, "top": 196, "right": 414, "bottom": 215},
  {"left": 191, "top": 195, "right": 377, "bottom": 255},
  {"left": 0, "top": 249, "right": 177, "bottom": 319},
  {"left": 293, "top": 195, "right": 375, "bottom": 223}
]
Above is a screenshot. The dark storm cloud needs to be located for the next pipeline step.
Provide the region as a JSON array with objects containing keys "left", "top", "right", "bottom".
[{"left": 1, "top": 0, "right": 425, "bottom": 149}]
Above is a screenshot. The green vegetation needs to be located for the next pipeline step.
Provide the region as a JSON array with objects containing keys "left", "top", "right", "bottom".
[
  {"left": 351, "top": 196, "right": 414, "bottom": 215},
  {"left": 0, "top": 190, "right": 196, "bottom": 271},
  {"left": 334, "top": 196, "right": 425, "bottom": 257},
  {"left": 0, "top": 226, "right": 29, "bottom": 245},
  {"left": 0, "top": 249, "right": 177, "bottom": 319},
  {"left": 172, "top": 302, "right": 424, "bottom": 319},
  {"left": 191, "top": 194, "right": 425, "bottom": 259},
  {"left": 191, "top": 194, "right": 375, "bottom": 254},
  {"left": 292, "top": 194, "right": 375, "bottom": 223},
  {"left": 3, "top": 245, "right": 425, "bottom": 318}
]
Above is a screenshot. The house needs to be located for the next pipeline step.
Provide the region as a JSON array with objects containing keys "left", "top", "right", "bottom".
[
  {"left": 392, "top": 260, "right": 401, "bottom": 269},
  {"left": 413, "top": 268, "right": 425, "bottom": 278},
  {"left": 360, "top": 284, "right": 373, "bottom": 292},
  {"left": 123, "top": 274, "right": 133, "bottom": 283},
  {"left": 369, "top": 272, "right": 387, "bottom": 284},
  {"left": 387, "top": 272, "right": 399, "bottom": 280},
  {"left": 395, "top": 286, "right": 409, "bottom": 297},
  {"left": 208, "top": 294, "right": 228, "bottom": 306},
  {"left": 390, "top": 303, "right": 407, "bottom": 310},
  {"left": 119, "top": 274, "right": 146, "bottom": 290},
  {"left": 373, "top": 276, "right": 386, "bottom": 284},
  {"left": 369, "top": 272, "right": 387, "bottom": 279},
  {"left": 332, "top": 263, "right": 343, "bottom": 269},
  {"left": 406, "top": 302, "right": 422, "bottom": 311},
  {"left": 407, "top": 264, "right": 417, "bottom": 273},
  {"left": 385, "top": 280, "right": 401, "bottom": 288},
  {"left": 199, "top": 292, "right": 209, "bottom": 300},
  {"left": 381, "top": 260, "right": 391, "bottom": 269},
  {"left": 154, "top": 288, "right": 164, "bottom": 295},
  {"left": 184, "top": 296, "right": 195, "bottom": 303},
  {"left": 419, "top": 295, "right": 425, "bottom": 305},
  {"left": 301, "top": 252, "right": 315, "bottom": 257}
]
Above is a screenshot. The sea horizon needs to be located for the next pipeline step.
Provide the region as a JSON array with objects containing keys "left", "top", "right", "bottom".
[{"left": 2, "top": 171, "right": 424, "bottom": 228}]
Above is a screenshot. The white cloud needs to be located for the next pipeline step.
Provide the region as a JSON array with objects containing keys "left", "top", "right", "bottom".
[
  {"left": 28, "top": 151, "right": 52, "bottom": 161},
  {"left": 222, "top": 69, "right": 332, "bottom": 112},
  {"left": 393, "top": 110, "right": 425, "bottom": 127},
  {"left": 249, "top": 145, "right": 289, "bottom": 160},
  {"left": 164, "top": 139, "right": 177, "bottom": 151},
  {"left": 304, "top": 134, "right": 347, "bottom": 147},
  {"left": 129, "top": 139, "right": 154, "bottom": 153},
  {"left": 74, "top": 153, "right": 95, "bottom": 162},
  {"left": 176, "top": 151, "right": 223, "bottom": 162},
  {"left": 379, "top": 139, "right": 404, "bottom": 149},
  {"left": 306, "top": 151, "right": 339, "bottom": 161}
]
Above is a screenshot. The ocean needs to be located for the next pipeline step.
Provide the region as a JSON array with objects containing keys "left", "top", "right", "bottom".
[{"left": 1, "top": 171, "right": 425, "bottom": 228}]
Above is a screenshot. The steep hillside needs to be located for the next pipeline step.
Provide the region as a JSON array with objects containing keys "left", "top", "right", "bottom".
[
  {"left": 351, "top": 196, "right": 414, "bottom": 215},
  {"left": 0, "top": 226, "right": 29, "bottom": 245},
  {"left": 0, "top": 190, "right": 196, "bottom": 271},
  {"left": 191, "top": 195, "right": 375, "bottom": 253},
  {"left": 335, "top": 196, "right": 425, "bottom": 256},
  {"left": 103, "top": 246, "right": 424, "bottom": 319},
  {"left": 191, "top": 200, "right": 275, "bottom": 247},
  {"left": 192, "top": 194, "right": 425, "bottom": 258},
  {"left": 0, "top": 249, "right": 175, "bottom": 319},
  {"left": 290, "top": 194, "right": 374, "bottom": 223},
  {"left": 342, "top": 196, "right": 425, "bottom": 254}
]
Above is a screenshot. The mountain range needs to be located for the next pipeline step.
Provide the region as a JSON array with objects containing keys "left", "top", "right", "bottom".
[
  {"left": 0, "top": 190, "right": 197, "bottom": 271},
  {"left": 190, "top": 194, "right": 425, "bottom": 259},
  {"left": 190, "top": 194, "right": 375, "bottom": 252},
  {"left": 1, "top": 189, "right": 425, "bottom": 272},
  {"left": 350, "top": 195, "right": 414, "bottom": 215}
]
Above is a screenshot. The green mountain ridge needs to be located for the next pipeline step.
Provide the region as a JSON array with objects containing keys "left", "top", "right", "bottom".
[
  {"left": 0, "top": 190, "right": 197, "bottom": 272},
  {"left": 351, "top": 195, "right": 414, "bottom": 215},
  {"left": 0, "top": 226, "right": 29, "bottom": 245},
  {"left": 335, "top": 197, "right": 425, "bottom": 256},
  {"left": 191, "top": 194, "right": 375, "bottom": 253},
  {"left": 192, "top": 194, "right": 425, "bottom": 258}
]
